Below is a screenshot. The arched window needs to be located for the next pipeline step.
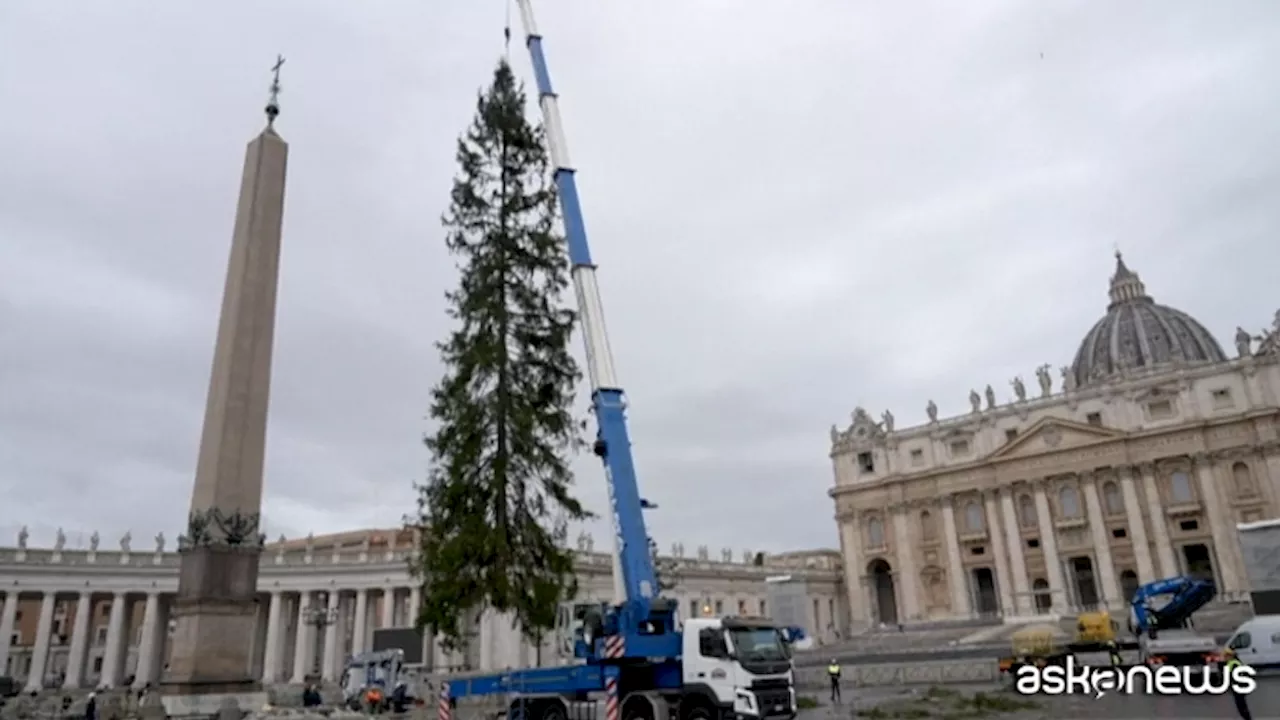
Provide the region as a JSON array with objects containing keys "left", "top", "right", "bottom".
[
  {"left": 965, "top": 502, "right": 985, "bottom": 532},
  {"left": 1059, "top": 486, "right": 1081, "bottom": 518},
  {"left": 920, "top": 510, "right": 936, "bottom": 542},
  {"left": 1018, "top": 495, "right": 1037, "bottom": 528},
  {"left": 1170, "top": 471, "right": 1193, "bottom": 504},
  {"left": 1120, "top": 570, "right": 1140, "bottom": 602},
  {"left": 1032, "top": 579, "right": 1051, "bottom": 613},
  {"left": 867, "top": 516, "right": 885, "bottom": 547},
  {"left": 1103, "top": 482, "right": 1124, "bottom": 515},
  {"left": 1233, "top": 462, "right": 1256, "bottom": 497}
]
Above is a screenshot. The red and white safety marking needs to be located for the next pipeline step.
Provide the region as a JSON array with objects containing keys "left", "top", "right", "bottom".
[
  {"left": 438, "top": 684, "right": 452, "bottom": 720},
  {"left": 604, "top": 635, "right": 626, "bottom": 658},
  {"left": 605, "top": 677, "right": 619, "bottom": 720}
]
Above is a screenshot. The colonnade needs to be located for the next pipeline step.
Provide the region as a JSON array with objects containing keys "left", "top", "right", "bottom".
[
  {"left": 0, "top": 585, "right": 445, "bottom": 691},
  {"left": 0, "top": 589, "right": 168, "bottom": 692}
]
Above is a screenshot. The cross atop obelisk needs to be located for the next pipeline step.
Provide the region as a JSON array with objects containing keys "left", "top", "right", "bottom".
[
  {"left": 266, "top": 55, "right": 284, "bottom": 126},
  {"left": 161, "top": 59, "right": 290, "bottom": 712}
]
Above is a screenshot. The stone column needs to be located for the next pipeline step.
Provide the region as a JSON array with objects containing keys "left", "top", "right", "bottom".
[
  {"left": 1000, "top": 489, "right": 1031, "bottom": 615},
  {"left": 381, "top": 588, "right": 395, "bottom": 628},
  {"left": 983, "top": 491, "right": 1014, "bottom": 615},
  {"left": 351, "top": 590, "right": 369, "bottom": 656},
  {"left": 838, "top": 520, "right": 866, "bottom": 628},
  {"left": 152, "top": 599, "right": 173, "bottom": 686},
  {"left": 408, "top": 585, "right": 426, "bottom": 664},
  {"left": 322, "top": 591, "right": 341, "bottom": 681},
  {"left": 939, "top": 498, "right": 969, "bottom": 617},
  {"left": 1140, "top": 463, "right": 1178, "bottom": 577},
  {"left": 1118, "top": 467, "right": 1156, "bottom": 583},
  {"left": 24, "top": 593, "right": 57, "bottom": 692},
  {"left": 0, "top": 592, "right": 20, "bottom": 682},
  {"left": 1081, "top": 474, "right": 1121, "bottom": 608},
  {"left": 433, "top": 635, "right": 448, "bottom": 672},
  {"left": 100, "top": 592, "right": 128, "bottom": 688},
  {"left": 63, "top": 592, "right": 93, "bottom": 689},
  {"left": 260, "top": 591, "right": 284, "bottom": 684},
  {"left": 478, "top": 609, "right": 495, "bottom": 671},
  {"left": 1032, "top": 483, "right": 1067, "bottom": 612},
  {"left": 891, "top": 507, "right": 921, "bottom": 621},
  {"left": 1264, "top": 448, "right": 1280, "bottom": 505},
  {"left": 1194, "top": 454, "right": 1243, "bottom": 592},
  {"left": 291, "top": 593, "right": 314, "bottom": 683},
  {"left": 133, "top": 593, "right": 163, "bottom": 688},
  {"left": 408, "top": 586, "right": 421, "bottom": 628}
]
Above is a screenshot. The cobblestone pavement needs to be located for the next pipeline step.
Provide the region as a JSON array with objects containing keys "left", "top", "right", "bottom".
[{"left": 799, "top": 675, "right": 1280, "bottom": 718}]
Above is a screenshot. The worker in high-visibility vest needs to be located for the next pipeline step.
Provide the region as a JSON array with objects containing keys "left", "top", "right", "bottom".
[
  {"left": 365, "top": 683, "right": 385, "bottom": 715},
  {"left": 827, "top": 659, "right": 842, "bottom": 704},
  {"left": 1223, "top": 649, "right": 1252, "bottom": 720},
  {"left": 1107, "top": 642, "right": 1123, "bottom": 667}
]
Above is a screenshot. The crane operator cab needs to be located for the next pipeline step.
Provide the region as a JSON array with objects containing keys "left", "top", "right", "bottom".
[
  {"left": 554, "top": 601, "right": 610, "bottom": 661},
  {"left": 682, "top": 617, "right": 797, "bottom": 720}
]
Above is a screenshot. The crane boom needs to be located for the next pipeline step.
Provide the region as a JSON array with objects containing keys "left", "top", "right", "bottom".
[
  {"left": 514, "top": 1, "right": 686, "bottom": 661},
  {"left": 438, "top": 9, "right": 797, "bottom": 718},
  {"left": 514, "top": 0, "right": 675, "bottom": 658}
]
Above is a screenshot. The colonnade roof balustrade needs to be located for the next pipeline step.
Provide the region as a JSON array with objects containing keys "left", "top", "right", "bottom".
[{"left": 0, "top": 535, "right": 844, "bottom": 596}]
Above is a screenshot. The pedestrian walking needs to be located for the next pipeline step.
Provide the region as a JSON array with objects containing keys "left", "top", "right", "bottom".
[{"left": 826, "top": 658, "right": 842, "bottom": 704}]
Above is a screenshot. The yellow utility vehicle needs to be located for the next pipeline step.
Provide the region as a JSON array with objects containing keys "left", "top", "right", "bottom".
[
  {"left": 1072, "top": 610, "right": 1138, "bottom": 652},
  {"left": 998, "top": 613, "right": 1140, "bottom": 675},
  {"left": 998, "top": 625, "right": 1067, "bottom": 674}
]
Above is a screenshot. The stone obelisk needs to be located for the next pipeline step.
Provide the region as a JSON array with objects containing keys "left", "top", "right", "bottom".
[{"left": 162, "top": 58, "right": 289, "bottom": 711}]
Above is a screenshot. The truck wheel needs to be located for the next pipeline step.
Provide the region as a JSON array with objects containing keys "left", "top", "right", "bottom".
[
  {"left": 682, "top": 701, "right": 715, "bottom": 720},
  {"left": 540, "top": 701, "right": 568, "bottom": 720}
]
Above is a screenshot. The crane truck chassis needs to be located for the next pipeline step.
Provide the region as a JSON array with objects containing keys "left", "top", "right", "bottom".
[
  {"left": 435, "top": 2, "right": 797, "bottom": 720},
  {"left": 443, "top": 614, "right": 796, "bottom": 720}
]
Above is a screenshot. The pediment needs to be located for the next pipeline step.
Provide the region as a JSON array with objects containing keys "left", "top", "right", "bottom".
[
  {"left": 1130, "top": 383, "right": 1181, "bottom": 403},
  {"left": 987, "top": 417, "right": 1122, "bottom": 461}
]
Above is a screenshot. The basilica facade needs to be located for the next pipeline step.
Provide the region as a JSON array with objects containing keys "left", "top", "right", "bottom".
[{"left": 829, "top": 253, "right": 1280, "bottom": 627}]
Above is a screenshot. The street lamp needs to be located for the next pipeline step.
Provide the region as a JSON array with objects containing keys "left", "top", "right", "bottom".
[{"left": 302, "top": 593, "right": 340, "bottom": 676}]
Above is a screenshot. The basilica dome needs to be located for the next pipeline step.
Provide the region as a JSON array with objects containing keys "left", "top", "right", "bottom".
[{"left": 1070, "top": 253, "right": 1227, "bottom": 389}]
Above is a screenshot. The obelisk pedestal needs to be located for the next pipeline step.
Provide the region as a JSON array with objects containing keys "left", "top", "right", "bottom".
[{"left": 161, "top": 75, "right": 289, "bottom": 717}]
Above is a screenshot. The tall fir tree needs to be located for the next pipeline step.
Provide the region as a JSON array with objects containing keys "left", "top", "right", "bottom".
[{"left": 412, "top": 59, "right": 591, "bottom": 650}]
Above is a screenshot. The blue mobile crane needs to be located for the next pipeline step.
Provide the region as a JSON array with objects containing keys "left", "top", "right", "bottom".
[
  {"left": 438, "top": 4, "right": 797, "bottom": 720},
  {"left": 1129, "top": 576, "right": 1221, "bottom": 668},
  {"left": 1130, "top": 575, "right": 1217, "bottom": 637}
]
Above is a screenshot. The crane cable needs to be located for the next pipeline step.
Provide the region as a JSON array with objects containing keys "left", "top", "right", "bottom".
[{"left": 503, "top": 0, "right": 512, "bottom": 57}]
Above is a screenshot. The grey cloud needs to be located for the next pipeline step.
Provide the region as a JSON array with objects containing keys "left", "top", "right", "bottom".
[{"left": 2, "top": 1, "right": 1279, "bottom": 559}]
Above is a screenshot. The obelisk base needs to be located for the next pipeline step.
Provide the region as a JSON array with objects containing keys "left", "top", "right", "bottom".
[{"left": 161, "top": 545, "right": 265, "bottom": 715}]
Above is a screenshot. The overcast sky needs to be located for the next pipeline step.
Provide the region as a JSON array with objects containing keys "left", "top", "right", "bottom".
[{"left": 1, "top": 1, "right": 1278, "bottom": 557}]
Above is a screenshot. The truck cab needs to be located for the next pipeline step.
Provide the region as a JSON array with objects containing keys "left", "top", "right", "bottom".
[{"left": 681, "top": 617, "right": 796, "bottom": 720}]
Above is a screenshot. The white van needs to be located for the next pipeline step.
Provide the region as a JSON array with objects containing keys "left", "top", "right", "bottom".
[{"left": 1224, "top": 616, "right": 1280, "bottom": 669}]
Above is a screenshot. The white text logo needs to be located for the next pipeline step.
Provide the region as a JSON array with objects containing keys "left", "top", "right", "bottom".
[{"left": 1013, "top": 657, "right": 1257, "bottom": 698}]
